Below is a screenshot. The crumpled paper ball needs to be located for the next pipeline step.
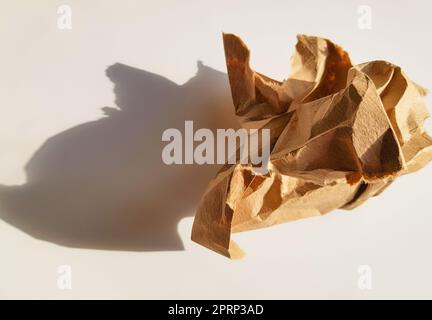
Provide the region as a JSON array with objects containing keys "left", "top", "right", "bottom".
[{"left": 191, "top": 33, "right": 432, "bottom": 259}]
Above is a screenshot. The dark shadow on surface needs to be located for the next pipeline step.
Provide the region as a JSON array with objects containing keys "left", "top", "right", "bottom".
[{"left": 0, "top": 61, "right": 238, "bottom": 251}]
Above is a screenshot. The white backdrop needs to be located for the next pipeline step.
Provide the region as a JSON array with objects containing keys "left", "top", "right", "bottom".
[{"left": 1, "top": 0, "right": 431, "bottom": 299}]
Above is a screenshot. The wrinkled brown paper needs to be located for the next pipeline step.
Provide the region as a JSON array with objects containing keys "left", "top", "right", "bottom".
[{"left": 191, "top": 33, "right": 432, "bottom": 259}]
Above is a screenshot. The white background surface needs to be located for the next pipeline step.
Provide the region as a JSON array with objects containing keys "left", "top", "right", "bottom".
[{"left": 1, "top": 0, "right": 432, "bottom": 299}]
